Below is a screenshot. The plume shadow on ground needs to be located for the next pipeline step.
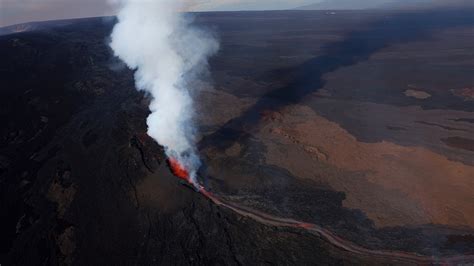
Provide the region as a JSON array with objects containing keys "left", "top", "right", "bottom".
[{"left": 199, "top": 8, "right": 474, "bottom": 151}]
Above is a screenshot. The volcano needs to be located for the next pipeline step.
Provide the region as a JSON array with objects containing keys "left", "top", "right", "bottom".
[
  {"left": 1, "top": 9, "right": 474, "bottom": 265},
  {"left": 0, "top": 17, "right": 372, "bottom": 265}
]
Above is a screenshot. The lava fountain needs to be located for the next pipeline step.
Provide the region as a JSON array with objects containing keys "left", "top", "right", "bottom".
[
  {"left": 167, "top": 157, "right": 192, "bottom": 183},
  {"left": 167, "top": 157, "right": 215, "bottom": 200}
]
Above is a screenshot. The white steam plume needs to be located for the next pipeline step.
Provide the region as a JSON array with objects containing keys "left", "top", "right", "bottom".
[{"left": 110, "top": 0, "right": 218, "bottom": 185}]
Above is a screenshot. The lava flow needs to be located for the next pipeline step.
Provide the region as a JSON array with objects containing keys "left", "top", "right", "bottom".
[
  {"left": 165, "top": 157, "right": 474, "bottom": 264},
  {"left": 167, "top": 157, "right": 212, "bottom": 197}
]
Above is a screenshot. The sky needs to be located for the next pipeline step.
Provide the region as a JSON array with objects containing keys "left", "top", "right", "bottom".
[
  {"left": 1, "top": 0, "right": 320, "bottom": 27},
  {"left": 0, "top": 0, "right": 470, "bottom": 27}
]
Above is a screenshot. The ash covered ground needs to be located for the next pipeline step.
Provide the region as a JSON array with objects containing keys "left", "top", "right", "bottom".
[{"left": 1, "top": 9, "right": 474, "bottom": 265}]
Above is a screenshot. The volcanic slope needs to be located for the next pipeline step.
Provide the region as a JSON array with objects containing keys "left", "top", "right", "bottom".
[
  {"left": 0, "top": 17, "right": 407, "bottom": 265},
  {"left": 1, "top": 9, "right": 474, "bottom": 264}
]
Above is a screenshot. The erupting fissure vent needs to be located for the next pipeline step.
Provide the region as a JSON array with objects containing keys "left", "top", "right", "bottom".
[
  {"left": 167, "top": 158, "right": 191, "bottom": 183},
  {"left": 166, "top": 157, "right": 215, "bottom": 200}
]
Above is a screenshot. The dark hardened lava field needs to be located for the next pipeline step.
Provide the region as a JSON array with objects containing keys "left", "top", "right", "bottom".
[
  {"left": 1, "top": 9, "right": 474, "bottom": 265},
  {"left": 0, "top": 16, "right": 386, "bottom": 265}
]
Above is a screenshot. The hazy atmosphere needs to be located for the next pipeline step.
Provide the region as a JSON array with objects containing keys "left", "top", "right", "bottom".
[{"left": 1, "top": 0, "right": 471, "bottom": 27}]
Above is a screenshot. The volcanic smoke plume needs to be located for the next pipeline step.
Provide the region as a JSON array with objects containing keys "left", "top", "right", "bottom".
[{"left": 110, "top": 0, "right": 218, "bottom": 185}]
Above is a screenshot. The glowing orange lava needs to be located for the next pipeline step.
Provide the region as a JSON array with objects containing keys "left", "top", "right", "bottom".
[
  {"left": 167, "top": 157, "right": 213, "bottom": 197},
  {"left": 167, "top": 158, "right": 191, "bottom": 183},
  {"left": 296, "top": 222, "right": 314, "bottom": 229}
]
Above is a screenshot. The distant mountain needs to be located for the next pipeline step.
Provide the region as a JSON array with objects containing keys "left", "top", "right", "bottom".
[
  {"left": 381, "top": 0, "right": 474, "bottom": 9},
  {"left": 296, "top": 0, "right": 474, "bottom": 10},
  {"left": 295, "top": 0, "right": 392, "bottom": 10}
]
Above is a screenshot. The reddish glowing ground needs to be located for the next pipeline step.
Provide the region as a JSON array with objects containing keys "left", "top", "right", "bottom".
[
  {"left": 167, "top": 158, "right": 191, "bottom": 183},
  {"left": 167, "top": 157, "right": 211, "bottom": 196}
]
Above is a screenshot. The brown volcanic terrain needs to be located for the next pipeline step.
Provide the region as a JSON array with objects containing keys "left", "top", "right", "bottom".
[
  {"left": 261, "top": 105, "right": 474, "bottom": 228},
  {"left": 197, "top": 9, "right": 474, "bottom": 256}
]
